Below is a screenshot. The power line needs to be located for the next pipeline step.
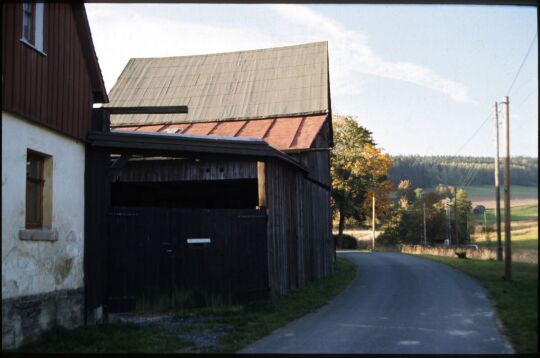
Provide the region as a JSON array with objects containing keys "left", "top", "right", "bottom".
[
  {"left": 507, "top": 32, "right": 538, "bottom": 96},
  {"left": 452, "top": 111, "right": 492, "bottom": 157}
]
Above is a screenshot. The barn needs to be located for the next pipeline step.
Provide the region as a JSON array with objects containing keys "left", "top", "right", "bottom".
[{"left": 85, "top": 42, "right": 334, "bottom": 317}]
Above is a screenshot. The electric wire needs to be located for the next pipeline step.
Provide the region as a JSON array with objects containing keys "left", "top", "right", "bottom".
[{"left": 507, "top": 32, "right": 538, "bottom": 96}]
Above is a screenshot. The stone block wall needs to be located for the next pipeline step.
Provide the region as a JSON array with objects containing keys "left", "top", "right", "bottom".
[{"left": 2, "top": 288, "right": 83, "bottom": 350}]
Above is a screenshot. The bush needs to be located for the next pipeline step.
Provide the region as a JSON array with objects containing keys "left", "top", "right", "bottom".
[{"left": 333, "top": 234, "right": 358, "bottom": 249}]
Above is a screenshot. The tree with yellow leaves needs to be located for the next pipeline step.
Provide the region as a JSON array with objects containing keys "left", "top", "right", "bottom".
[{"left": 331, "top": 115, "right": 393, "bottom": 244}]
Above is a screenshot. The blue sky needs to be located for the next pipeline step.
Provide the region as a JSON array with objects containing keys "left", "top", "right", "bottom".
[{"left": 86, "top": 3, "right": 537, "bottom": 157}]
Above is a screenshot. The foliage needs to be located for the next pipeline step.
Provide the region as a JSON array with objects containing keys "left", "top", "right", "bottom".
[
  {"left": 330, "top": 115, "right": 393, "bottom": 237},
  {"left": 419, "top": 255, "right": 538, "bottom": 354},
  {"left": 332, "top": 234, "right": 358, "bottom": 249},
  {"left": 389, "top": 155, "right": 538, "bottom": 188},
  {"left": 379, "top": 185, "right": 475, "bottom": 246}
]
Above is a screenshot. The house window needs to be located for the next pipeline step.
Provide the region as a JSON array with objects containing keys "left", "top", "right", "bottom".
[
  {"left": 26, "top": 151, "right": 45, "bottom": 228},
  {"left": 25, "top": 150, "right": 53, "bottom": 230},
  {"left": 21, "top": 2, "right": 44, "bottom": 52}
]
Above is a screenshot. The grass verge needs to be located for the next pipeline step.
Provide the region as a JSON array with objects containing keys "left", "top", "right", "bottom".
[
  {"left": 418, "top": 255, "right": 538, "bottom": 354},
  {"left": 14, "top": 257, "right": 357, "bottom": 353}
]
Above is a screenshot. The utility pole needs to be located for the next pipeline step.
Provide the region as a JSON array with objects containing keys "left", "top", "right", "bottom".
[
  {"left": 446, "top": 198, "right": 451, "bottom": 246},
  {"left": 454, "top": 186, "right": 458, "bottom": 247},
  {"left": 502, "top": 96, "right": 512, "bottom": 280},
  {"left": 484, "top": 210, "right": 488, "bottom": 241},
  {"left": 423, "top": 202, "right": 427, "bottom": 245},
  {"left": 372, "top": 193, "right": 376, "bottom": 251},
  {"left": 494, "top": 102, "right": 503, "bottom": 261}
]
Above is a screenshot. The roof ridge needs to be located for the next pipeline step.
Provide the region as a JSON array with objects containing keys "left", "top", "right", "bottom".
[{"left": 128, "top": 41, "right": 328, "bottom": 61}]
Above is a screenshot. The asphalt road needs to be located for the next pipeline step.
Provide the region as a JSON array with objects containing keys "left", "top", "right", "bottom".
[{"left": 240, "top": 252, "right": 514, "bottom": 354}]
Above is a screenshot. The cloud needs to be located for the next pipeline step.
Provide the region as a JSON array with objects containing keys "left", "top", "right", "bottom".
[
  {"left": 86, "top": 4, "right": 280, "bottom": 91},
  {"left": 271, "top": 4, "right": 475, "bottom": 104}
]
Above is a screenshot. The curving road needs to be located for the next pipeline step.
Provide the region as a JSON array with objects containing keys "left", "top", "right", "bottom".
[{"left": 240, "top": 252, "right": 514, "bottom": 354}]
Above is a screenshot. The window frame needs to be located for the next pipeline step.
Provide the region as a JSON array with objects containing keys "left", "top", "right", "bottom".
[
  {"left": 20, "top": 2, "right": 46, "bottom": 55},
  {"left": 22, "top": 2, "right": 36, "bottom": 45},
  {"left": 25, "top": 150, "right": 46, "bottom": 229}
]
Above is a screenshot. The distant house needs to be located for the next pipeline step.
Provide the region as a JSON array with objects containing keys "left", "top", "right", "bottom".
[
  {"left": 82, "top": 42, "right": 334, "bottom": 314},
  {"left": 473, "top": 205, "right": 486, "bottom": 215},
  {"left": 2, "top": 3, "right": 108, "bottom": 349}
]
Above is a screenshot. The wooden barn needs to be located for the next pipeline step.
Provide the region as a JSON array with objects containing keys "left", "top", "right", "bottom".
[{"left": 85, "top": 42, "right": 334, "bottom": 315}]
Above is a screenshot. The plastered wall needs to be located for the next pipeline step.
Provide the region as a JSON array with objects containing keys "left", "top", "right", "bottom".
[{"left": 2, "top": 112, "right": 85, "bottom": 299}]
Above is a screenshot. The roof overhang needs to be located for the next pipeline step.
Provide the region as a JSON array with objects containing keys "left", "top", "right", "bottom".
[
  {"left": 87, "top": 130, "right": 307, "bottom": 172},
  {"left": 71, "top": 3, "right": 108, "bottom": 104}
]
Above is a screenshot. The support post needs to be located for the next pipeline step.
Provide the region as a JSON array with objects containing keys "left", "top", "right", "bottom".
[
  {"left": 257, "top": 161, "right": 266, "bottom": 208},
  {"left": 502, "top": 96, "right": 512, "bottom": 280},
  {"left": 494, "top": 102, "right": 503, "bottom": 260}
]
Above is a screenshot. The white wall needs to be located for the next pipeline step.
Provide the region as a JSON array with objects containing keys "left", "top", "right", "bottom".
[{"left": 2, "top": 112, "right": 85, "bottom": 299}]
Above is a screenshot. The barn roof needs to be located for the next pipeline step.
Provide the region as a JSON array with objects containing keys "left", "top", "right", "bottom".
[
  {"left": 113, "top": 114, "right": 327, "bottom": 152},
  {"left": 105, "top": 41, "right": 330, "bottom": 126}
]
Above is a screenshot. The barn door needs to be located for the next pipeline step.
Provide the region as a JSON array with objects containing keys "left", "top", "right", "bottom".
[{"left": 106, "top": 207, "right": 269, "bottom": 313}]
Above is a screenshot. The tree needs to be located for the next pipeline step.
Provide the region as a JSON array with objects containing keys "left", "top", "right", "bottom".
[
  {"left": 378, "top": 184, "right": 475, "bottom": 246},
  {"left": 330, "top": 115, "right": 393, "bottom": 244},
  {"left": 397, "top": 179, "right": 414, "bottom": 208}
]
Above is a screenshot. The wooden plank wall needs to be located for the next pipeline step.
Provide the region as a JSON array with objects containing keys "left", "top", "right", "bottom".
[
  {"left": 291, "top": 150, "right": 331, "bottom": 187},
  {"left": 265, "top": 159, "right": 333, "bottom": 297},
  {"left": 84, "top": 146, "right": 111, "bottom": 323},
  {"left": 112, "top": 158, "right": 257, "bottom": 182},
  {"left": 2, "top": 3, "right": 94, "bottom": 140},
  {"left": 107, "top": 207, "right": 269, "bottom": 310}
]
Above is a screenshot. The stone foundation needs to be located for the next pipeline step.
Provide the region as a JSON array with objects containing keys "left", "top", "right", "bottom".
[{"left": 2, "top": 288, "right": 84, "bottom": 350}]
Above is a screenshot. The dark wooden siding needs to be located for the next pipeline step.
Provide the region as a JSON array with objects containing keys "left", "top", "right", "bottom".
[
  {"left": 112, "top": 158, "right": 257, "bottom": 182},
  {"left": 107, "top": 207, "right": 269, "bottom": 310},
  {"left": 265, "top": 159, "right": 333, "bottom": 296},
  {"left": 84, "top": 146, "right": 111, "bottom": 323},
  {"left": 290, "top": 150, "right": 330, "bottom": 187},
  {"left": 2, "top": 3, "right": 95, "bottom": 140}
]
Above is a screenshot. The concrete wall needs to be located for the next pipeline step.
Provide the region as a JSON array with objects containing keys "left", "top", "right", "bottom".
[{"left": 2, "top": 112, "right": 86, "bottom": 349}]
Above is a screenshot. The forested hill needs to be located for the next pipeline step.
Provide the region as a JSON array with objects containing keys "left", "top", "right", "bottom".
[{"left": 388, "top": 156, "right": 538, "bottom": 188}]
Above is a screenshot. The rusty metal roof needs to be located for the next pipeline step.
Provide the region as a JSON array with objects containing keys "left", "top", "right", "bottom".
[
  {"left": 105, "top": 42, "right": 329, "bottom": 126},
  {"left": 112, "top": 114, "right": 327, "bottom": 151}
]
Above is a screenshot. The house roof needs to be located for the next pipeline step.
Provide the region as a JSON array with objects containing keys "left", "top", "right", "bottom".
[
  {"left": 71, "top": 3, "right": 108, "bottom": 103},
  {"left": 105, "top": 41, "right": 329, "bottom": 126},
  {"left": 113, "top": 114, "right": 326, "bottom": 152}
]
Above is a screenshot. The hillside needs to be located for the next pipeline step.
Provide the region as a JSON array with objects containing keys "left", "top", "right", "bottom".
[{"left": 389, "top": 155, "right": 538, "bottom": 189}]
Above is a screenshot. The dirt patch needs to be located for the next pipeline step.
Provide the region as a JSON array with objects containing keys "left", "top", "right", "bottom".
[{"left": 108, "top": 312, "right": 231, "bottom": 352}]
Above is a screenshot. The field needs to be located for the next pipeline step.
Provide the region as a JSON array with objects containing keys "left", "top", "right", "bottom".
[
  {"left": 468, "top": 185, "right": 538, "bottom": 251},
  {"left": 465, "top": 185, "right": 537, "bottom": 208}
]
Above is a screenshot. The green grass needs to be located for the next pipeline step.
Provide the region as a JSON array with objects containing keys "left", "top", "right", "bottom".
[
  {"left": 473, "top": 204, "right": 538, "bottom": 250},
  {"left": 418, "top": 255, "right": 538, "bottom": 354},
  {"left": 474, "top": 204, "right": 538, "bottom": 226},
  {"left": 464, "top": 185, "right": 538, "bottom": 200},
  {"left": 13, "top": 324, "right": 187, "bottom": 353},
  {"left": 14, "top": 257, "right": 357, "bottom": 353}
]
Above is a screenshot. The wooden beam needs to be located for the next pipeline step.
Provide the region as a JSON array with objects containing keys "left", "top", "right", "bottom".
[
  {"left": 110, "top": 154, "right": 132, "bottom": 169},
  {"left": 257, "top": 161, "right": 266, "bottom": 208},
  {"left": 105, "top": 106, "right": 188, "bottom": 115}
]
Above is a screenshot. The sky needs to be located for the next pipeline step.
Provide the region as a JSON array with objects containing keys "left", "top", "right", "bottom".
[{"left": 86, "top": 3, "right": 538, "bottom": 157}]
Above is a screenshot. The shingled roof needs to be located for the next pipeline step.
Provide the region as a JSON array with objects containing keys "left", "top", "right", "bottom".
[
  {"left": 114, "top": 114, "right": 327, "bottom": 152},
  {"left": 106, "top": 42, "right": 330, "bottom": 127}
]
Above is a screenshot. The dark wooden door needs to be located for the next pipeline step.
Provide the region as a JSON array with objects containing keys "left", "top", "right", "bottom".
[{"left": 106, "top": 207, "right": 268, "bottom": 312}]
